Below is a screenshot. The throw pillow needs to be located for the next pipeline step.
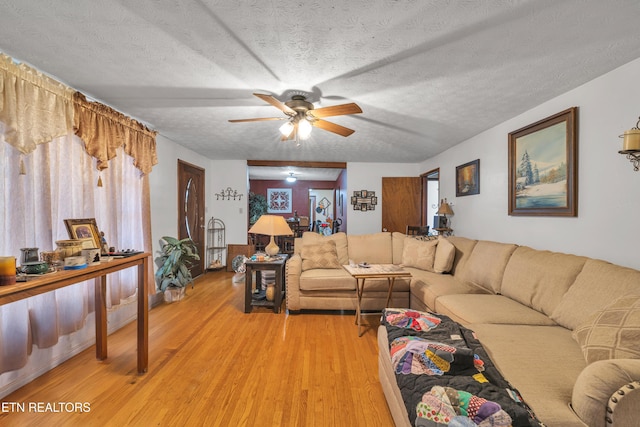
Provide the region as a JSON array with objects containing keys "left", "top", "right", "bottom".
[
  {"left": 301, "top": 232, "right": 349, "bottom": 265},
  {"left": 433, "top": 237, "right": 455, "bottom": 274},
  {"left": 402, "top": 237, "right": 438, "bottom": 272},
  {"left": 572, "top": 294, "right": 640, "bottom": 364},
  {"left": 301, "top": 240, "right": 342, "bottom": 271}
]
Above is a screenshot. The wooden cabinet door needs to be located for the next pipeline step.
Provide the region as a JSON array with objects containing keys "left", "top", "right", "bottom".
[{"left": 382, "top": 177, "right": 422, "bottom": 233}]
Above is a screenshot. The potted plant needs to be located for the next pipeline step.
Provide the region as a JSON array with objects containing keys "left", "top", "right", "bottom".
[
  {"left": 248, "top": 192, "right": 268, "bottom": 225},
  {"left": 155, "top": 236, "right": 200, "bottom": 302}
]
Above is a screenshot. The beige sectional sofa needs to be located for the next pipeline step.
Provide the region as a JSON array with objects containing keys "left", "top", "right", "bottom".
[
  {"left": 286, "top": 232, "right": 413, "bottom": 312},
  {"left": 286, "top": 232, "right": 640, "bottom": 427}
]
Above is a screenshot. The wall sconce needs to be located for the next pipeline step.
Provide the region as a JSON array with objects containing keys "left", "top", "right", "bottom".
[
  {"left": 619, "top": 116, "right": 640, "bottom": 171},
  {"left": 215, "top": 187, "right": 243, "bottom": 201}
]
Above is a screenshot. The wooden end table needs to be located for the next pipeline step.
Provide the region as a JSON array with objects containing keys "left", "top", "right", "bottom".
[
  {"left": 343, "top": 264, "right": 412, "bottom": 337},
  {"left": 244, "top": 254, "right": 288, "bottom": 314}
]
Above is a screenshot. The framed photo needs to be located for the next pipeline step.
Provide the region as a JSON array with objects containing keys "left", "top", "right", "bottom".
[
  {"left": 351, "top": 190, "right": 377, "bottom": 211},
  {"left": 508, "top": 107, "right": 578, "bottom": 216},
  {"left": 266, "top": 188, "right": 292, "bottom": 213},
  {"left": 64, "top": 218, "right": 102, "bottom": 248},
  {"left": 456, "top": 159, "right": 480, "bottom": 196}
]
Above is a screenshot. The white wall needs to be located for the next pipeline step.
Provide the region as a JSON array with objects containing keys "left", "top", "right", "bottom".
[
  {"left": 346, "top": 162, "right": 422, "bottom": 235},
  {"left": 150, "top": 137, "right": 250, "bottom": 264},
  {"left": 207, "top": 159, "right": 250, "bottom": 245},
  {"left": 420, "top": 57, "right": 640, "bottom": 269}
]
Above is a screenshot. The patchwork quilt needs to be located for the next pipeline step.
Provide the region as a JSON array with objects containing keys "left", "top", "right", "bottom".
[{"left": 382, "top": 308, "right": 544, "bottom": 427}]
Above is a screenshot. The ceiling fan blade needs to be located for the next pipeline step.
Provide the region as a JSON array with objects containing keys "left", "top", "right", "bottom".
[
  {"left": 228, "top": 117, "right": 286, "bottom": 123},
  {"left": 312, "top": 119, "right": 355, "bottom": 137},
  {"left": 309, "top": 103, "right": 362, "bottom": 119},
  {"left": 253, "top": 93, "right": 296, "bottom": 115}
]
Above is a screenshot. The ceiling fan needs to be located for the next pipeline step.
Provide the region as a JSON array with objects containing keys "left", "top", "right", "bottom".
[{"left": 228, "top": 93, "right": 362, "bottom": 141}]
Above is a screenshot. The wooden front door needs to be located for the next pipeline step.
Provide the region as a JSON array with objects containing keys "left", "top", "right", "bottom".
[
  {"left": 178, "top": 160, "right": 205, "bottom": 278},
  {"left": 382, "top": 177, "right": 422, "bottom": 233}
]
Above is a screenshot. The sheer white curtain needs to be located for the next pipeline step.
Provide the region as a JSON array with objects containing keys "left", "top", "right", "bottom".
[{"left": 0, "top": 123, "right": 145, "bottom": 374}]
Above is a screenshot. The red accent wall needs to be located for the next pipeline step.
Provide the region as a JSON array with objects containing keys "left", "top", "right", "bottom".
[{"left": 250, "top": 179, "right": 337, "bottom": 220}]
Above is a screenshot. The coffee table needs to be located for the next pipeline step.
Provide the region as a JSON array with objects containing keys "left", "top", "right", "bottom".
[{"left": 343, "top": 264, "right": 411, "bottom": 336}]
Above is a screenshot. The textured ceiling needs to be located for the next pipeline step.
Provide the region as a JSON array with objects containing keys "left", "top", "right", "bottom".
[{"left": 2, "top": 0, "right": 640, "bottom": 173}]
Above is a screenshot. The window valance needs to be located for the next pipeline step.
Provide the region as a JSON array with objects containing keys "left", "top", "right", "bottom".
[
  {"left": 1, "top": 52, "right": 158, "bottom": 175},
  {"left": 0, "top": 53, "right": 74, "bottom": 155},
  {"left": 73, "top": 92, "right": 158, "bottom": 175}
]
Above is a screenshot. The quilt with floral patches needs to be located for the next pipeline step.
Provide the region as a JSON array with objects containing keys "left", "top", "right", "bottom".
[{"left": 381, "top": 308, "right": 543, "bottom": 427}]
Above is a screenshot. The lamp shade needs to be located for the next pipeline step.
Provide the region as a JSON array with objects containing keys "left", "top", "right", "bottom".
[
  {"left": 436, "top": 200, "right": 454, "bottom": 215},
  {"left": 249, "top": 215, "right": 293, "bottom": 256},
  {"left": 249, "top": 215, "right": 294, "bottom": 237}
]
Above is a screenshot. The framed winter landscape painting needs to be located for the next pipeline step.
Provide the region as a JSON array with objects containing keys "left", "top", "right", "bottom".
[{"left": 508, "top": 107, "right": 578, "bottom": 216}]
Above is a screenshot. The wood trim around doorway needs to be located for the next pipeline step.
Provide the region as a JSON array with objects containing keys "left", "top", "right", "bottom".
[{"left": 247, "top": 160, "right": 346, "bottom": 169}]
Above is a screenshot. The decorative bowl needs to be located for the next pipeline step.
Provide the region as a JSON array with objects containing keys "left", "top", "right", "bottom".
[{"left": 21, "top": 261, "right": 49, "bottom": 274}]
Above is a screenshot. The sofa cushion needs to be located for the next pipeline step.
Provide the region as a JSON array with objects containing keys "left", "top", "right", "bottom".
[
  {"left": 551, "top": 259, "right": 640, "bottom": 330},
  {"left": 468, "top": 324, "right": 586, "bottom": 426},
  {"left": 347, "top": 232, "right": 393, "bottom": 264},
  {"left": 299, "top": 268, "right": 356, "bottom": 291},
  {"left": 572, "top": 294, "right": 640, "bottom": 364},
  {"left": 458, "top": 240, "right": 517, "bottom": 293},
  {"left": 443, "top": 236, "right": 477, "bottom": 276},
  {"left": 501, "top": 246, "right": 587, "bottom": 317},
  {"left": 401, "top": 237, "right": 437, "bottom": 271},
  {"left": 435, "top": 294, "right": 558, "bottom": 326},
  {"left": 433, "top": 236, "right": 455, "bottom": 274},
  {"left": 408, "top": 268, "right": 489, "bottom": 311},
  {"left": 301, "top": 240, "right": 342, "bottom": 271},
  {"left": 391, "top": 232, "right": 406, "bottom": 265},
  {"left": 301, "top": 231, "right": 349, "bottom": 265}
]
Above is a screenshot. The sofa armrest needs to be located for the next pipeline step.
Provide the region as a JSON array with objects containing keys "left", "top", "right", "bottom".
[
  {"left": 286, "top": 254, "right": 302, "bottom": 311},
  {"left": 572, "top": 359, "right": 640, "bottom": 427},
  {"left": 606, "top": 379, "right": 640, "bottom": 427}
]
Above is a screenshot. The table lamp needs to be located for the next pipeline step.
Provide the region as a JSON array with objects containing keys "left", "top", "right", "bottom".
[
  {"left": 436, "top": 198, "right": 454, "bottom": 228},
  {"left": 248, "top": 215, "right": 293, "bottom": 256}
]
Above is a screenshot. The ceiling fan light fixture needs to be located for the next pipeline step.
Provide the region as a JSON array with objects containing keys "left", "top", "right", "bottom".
[
  {"left": 230, "top": 93, "right": 361, "bottom": 139},
  {"left": 286, "top": 172, "right": 297, "bottom": 183},
  {"left": 298, "top": 118, "right": 312, "bottom": 140},
  {"left": 279, "top": 121, "right": 294, "bottom": 138}
]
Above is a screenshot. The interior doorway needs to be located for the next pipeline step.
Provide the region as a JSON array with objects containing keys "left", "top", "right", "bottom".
[
  {"left": 422, "top": 168, "right": 440, "bottom": 231},
  {"left": 308, "top": 188, "right": 334, "bottom": 231}
]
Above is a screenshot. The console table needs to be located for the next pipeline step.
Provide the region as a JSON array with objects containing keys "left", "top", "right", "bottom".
[{"left": 0, "top": 253, "right": 150, "bottom": 374}]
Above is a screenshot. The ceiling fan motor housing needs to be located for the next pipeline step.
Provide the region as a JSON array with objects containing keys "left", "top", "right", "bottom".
[{"left": 285, "top": 95, "right": 314, "bottom": 120}]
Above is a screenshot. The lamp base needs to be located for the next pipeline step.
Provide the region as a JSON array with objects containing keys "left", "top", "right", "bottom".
[{"left": 265, "top": 236, "right": 279, "bottom": 256}]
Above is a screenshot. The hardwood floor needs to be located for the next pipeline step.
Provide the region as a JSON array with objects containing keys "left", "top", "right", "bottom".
[{"left": 0, "top": 271, "right": 394, "bottom": 426}]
